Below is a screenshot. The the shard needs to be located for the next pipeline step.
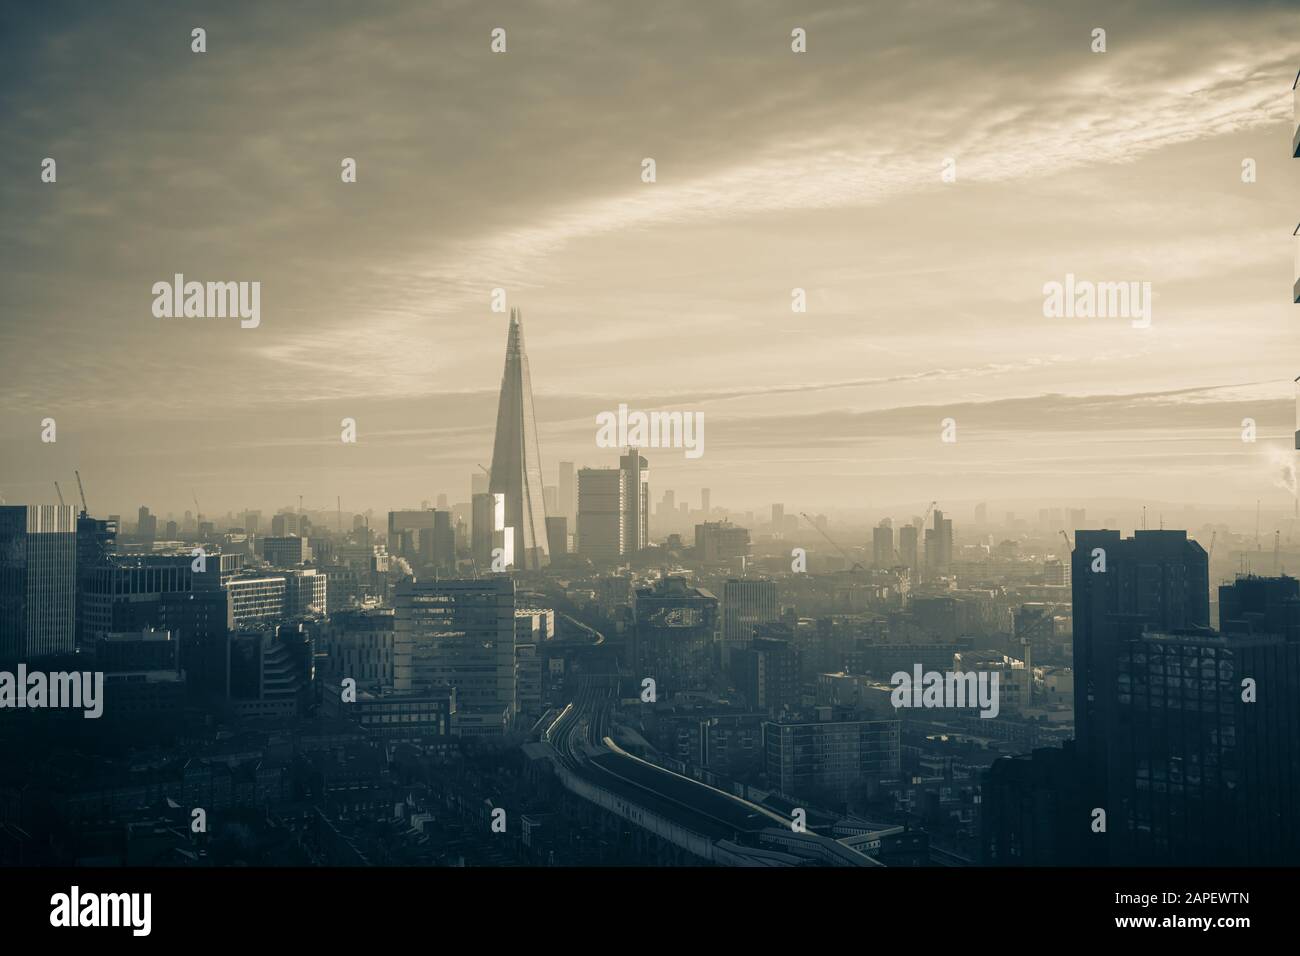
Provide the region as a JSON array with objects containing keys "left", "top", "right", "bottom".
[{"left": 488, "top": 308, "right": 550, "bottom": 569}]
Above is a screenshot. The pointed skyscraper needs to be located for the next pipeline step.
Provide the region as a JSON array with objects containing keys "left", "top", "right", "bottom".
[{"left": 489, "top": 308, "right": 550, "bottom": 569}]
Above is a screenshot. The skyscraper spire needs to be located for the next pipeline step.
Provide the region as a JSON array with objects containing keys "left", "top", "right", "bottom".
[{"left": 488, "top": 308, "right": 550, "bottom": 569}]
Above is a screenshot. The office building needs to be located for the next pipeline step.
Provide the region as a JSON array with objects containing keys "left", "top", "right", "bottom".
[
  {"left": 898, "top": 525, "right": 918, "bottom": 570},
  {"left": 263, "top": 535, "right": 312, "bottom": 567},
  {"left": 546, "top": 516, "right": 568, "bottom": 557},
  {"left": 393, "top": 577, "right": 516, "bottom": 734},
  {"left": 924, "top": 509, "right": 953, "bottom": 571},
  {"left": 558, "top": 461, "right": 576, "bottom": 523},
  {"left": 1071, "top": 529, "right": 1209, "bottom": 863},
  {"left": 577, "top": 467, "right": 625, "bottom": 561},
  {"left": 721, "top": 578, "right": 779, "bottom": 661},
  {"left": 873, "top": 522, "right": 894, "bottom": 568},
  {"left": 764, "top": 716, "right": 900, "bottom": 805},
  {"left": 471, "top": 493, "right": 494, "bottom": 568},
  {"left": 0, "top": 505, "right": 77, "bottom": 660},
  {"left": 695, "top": 521, "right": 750, "bottom": 563},
  {"left": 732, "top": 635, "right": 802, "bottom": 715},
  {"left": 137, "top": 506, "right": 157, "bottom": 543},
  {"left": 310, "top": 609, "right": 395, "bottom": 688},
  {"left": 620, "top": 450, "right": 650, "bottom": 554},
  {"left": 226, "top": 574, "right": 289, "bottom": 627}
]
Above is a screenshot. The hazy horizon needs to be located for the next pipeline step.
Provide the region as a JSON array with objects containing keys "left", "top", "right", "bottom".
[{"left": 4, "top": 0, "right": 1300, "bottom": 519}]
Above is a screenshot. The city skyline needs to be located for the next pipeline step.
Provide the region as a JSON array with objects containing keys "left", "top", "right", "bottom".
[
  {"left": 3, "top": 1, "right": 1299, "bottom": 904},
  {"left": 3, "top": 1, "right": 1300, "bottom": 518}
]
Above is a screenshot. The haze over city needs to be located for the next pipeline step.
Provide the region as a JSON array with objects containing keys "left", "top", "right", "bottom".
[{"left": 3, "top": 0, "right": 1300, "bottom": 519}]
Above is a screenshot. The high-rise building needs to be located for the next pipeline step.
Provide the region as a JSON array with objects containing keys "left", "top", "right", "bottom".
[
  {"left": 633, "top": 577, "right": 718, "bottom": 696},
  {"left": 1101, "top": 574, "right": 1300, "bottom": 865},
  {"left": 771, "top": 503, "right": 784, "bottom": 529},
  {"left": 137, "top": 506, "right": 157, "bottom": 543},
  {"left": 620, "top": 450, "right": 649, "bottom": 554},
  {"left": 471, "top": 493, "right": 494, "bottom": 569},
  {"left": 661, "top": 489, "right": 676, "bottom": 518},
  {"left": 722, "top": 578, "right": 779, "bottom": 661},
  {"left": 488, "top": 308, "right": 549, "bottom": 570},
  {"left": 393, "top": 577, "right": 516, "bottom": 734},
  {"left": 732, "top": 635, "right": 801, "bottom": 715},
  {"left": 0, "top": 505, "right": 77, "bottom": 661},
  {"left": 1071, "top": 529, "right": 1209, "bottom": 863},
  {"left": 898, "top": 525, "right": 918, "bottom": 570},
  {"left": 577, "top": 467, "right": 625, "bottom": 561},
  {"left": 924, "top": 509, "right": 953, "bottom": 570},
  {"left": 432, "top": 510, "right": 455, "bottom": 572},
  {"left": 873, "top": 522, "right": 894, "bottom": 568},
  {"left": 388, "top": 510, "right": 435, "bottom": 563},
  {"left": 545, "top": 516, "right": 568, "bottom": 557},
  {"left": 75, "top": 513, "right": 117, "bottom": 648},
  {"left": 263, "top": 535, "right": 312, "bottom": 567},
  {"left": 558, "top": 461, "right": 576, "bottom": 524},
  {"left": 695, "top": 521, "right": 750, "bottom": 563}
]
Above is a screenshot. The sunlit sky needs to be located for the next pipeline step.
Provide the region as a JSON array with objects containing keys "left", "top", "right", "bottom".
[{"left": 2, "top": 0, "right": 1299, "bottom": 525}]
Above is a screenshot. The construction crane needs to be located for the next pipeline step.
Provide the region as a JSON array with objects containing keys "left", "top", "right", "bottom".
[
  {"left": 74, "top": 469, "right": 89, "bottom": 516},
  {"left": 1059, "top": 529, "right": 1072, "bottom": 551},
  {"left": 922, "top": 500, "right": 937, "bottom": 527},
  {"left": 799, "top": 512, "right": 865, "bottom": 572},
  {"left": 53, "top": 481, "right": 65, "bottom": 508}
]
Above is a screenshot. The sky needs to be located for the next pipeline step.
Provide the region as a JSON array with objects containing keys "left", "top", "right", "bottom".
[{"left": 2, "top": 0, "right": 1299, "bottom": 525}]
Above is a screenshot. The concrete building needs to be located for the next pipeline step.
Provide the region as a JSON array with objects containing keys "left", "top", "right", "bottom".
[{"left": 393, "top": 577, "right": 516, "bottom": 735}]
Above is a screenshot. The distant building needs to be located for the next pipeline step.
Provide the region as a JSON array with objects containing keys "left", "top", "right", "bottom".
[
  {"left": 721, "top": 578, "right": 779, "bottom": 661},
  {"left": 898, "top": 525, "right": 919, "bottom": 570},
  {"left": 619, "top": 451, "right": 649, "bottom": 554},
  {"left": 873, "top": 522, "right": 894, "bottom": 568},
  {"left": 471, "top": 493, "right": 494, "bottom": 569},
  {"left": 577, "top": 467, "right": 625, "bottom": 561},
  {"left": 545, "top": 516, "right": 568, "bottom": 557},
  {"left": 924, "top": 509, "right": 953, "bottom": 571},
  {"left": 1043, "top": 558, "right": 1070, "bottom": 586},
  {"left": 695, "top": 521, "right": 750, "bottom": 563},
  {"left": 263, "top": 535, "right": 312, "bottom": 567},
  {"left": 488, "top": 309, "right": 550, "bottom": 570}
]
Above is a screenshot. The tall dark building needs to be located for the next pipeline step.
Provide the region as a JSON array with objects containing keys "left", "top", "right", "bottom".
[
  {"left": 1102, "top": 575, "right": 1300, "bottom": 865},
  {"left": 0, "top": 505, "right": 78, "bottom": 661},
  {"left": 1071, "top": 529, "right": 1209, "bottom": 862},
  {"left": 619, "top": 450, "right": 649, "bottom": 554},
  {"left": 75, "top": 512, "right": 117, "bottom": 649},
  {"left": 872, "top": 521, "right": 893, "bottom": 568},
  {"left": 732, "top": 635, "right": 801, "bottom": 715},
  {"left": 488, "top": 308, "right": 549, "bottom": 570}
]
